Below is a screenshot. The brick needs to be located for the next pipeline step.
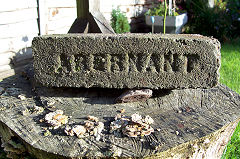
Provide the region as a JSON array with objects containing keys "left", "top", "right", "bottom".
[{"left": 32, "top": 34, "right": 221, "bottom": 89}]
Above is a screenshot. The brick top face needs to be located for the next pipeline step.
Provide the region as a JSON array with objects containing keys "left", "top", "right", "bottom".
[{"left": 32, "top": 34, "right": 221, "bottom": 89}]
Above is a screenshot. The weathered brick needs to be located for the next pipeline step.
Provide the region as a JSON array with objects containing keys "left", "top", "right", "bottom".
[{"left": 32, "top": 34, "right": 220, "bottom": 89}]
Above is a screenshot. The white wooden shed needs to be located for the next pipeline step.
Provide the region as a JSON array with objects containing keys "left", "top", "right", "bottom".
[{"left": 0, "top": 0, "right": 152, "bottom": 79}]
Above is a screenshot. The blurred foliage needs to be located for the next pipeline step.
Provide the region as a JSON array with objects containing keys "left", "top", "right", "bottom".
[
  {"left": 145, "top": 1, "right": 185, "bottom": 16},
  {"left": 145, "top": 3, "right": 167, "bottom": 16},
  {"left": 185, "top": 0, "right": 240, "bottom": 42},
  {"left": 111, "top": 8, "right": 130, "bottom": 33},
  {"left": 0, "top": 150, "right": 7, "bottom": 159}
]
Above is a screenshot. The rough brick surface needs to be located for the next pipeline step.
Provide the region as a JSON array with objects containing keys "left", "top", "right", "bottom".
[{"left": 32, "top": 34, "right": 221, "bottom": 89}]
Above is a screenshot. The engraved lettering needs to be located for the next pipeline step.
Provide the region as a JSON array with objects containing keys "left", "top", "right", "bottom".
[
  {"left": 138, "top": 54, "right": 151, "bottom": 72},
  {"left": 74, "top": 54, "right": 86, "bottom": 71},
  {"left": 57, "top": 54, "right": 72, "bottom": 73},
  {"left": 110, "top": 55, "right": 124, "bottom": 72},
  {"left": 128, "top": 54, "right": 140, "bottom": 72},
  {"left": 128, "top": 54, "right": 153, "bottom": 72},
  {"left": 93, "top": 55, "right": 107, "bottom": 71},
  {"left": 86, "top": 54, "right": 94, "bottom": 71},
  {"left": 185, "top": 54, "right": 199, "bottom": 72},
  {"left": 56, "top": 53, "right": 199, "bottom": 74},
  {"left": 151, "top": 54, "right": 164, "bottom": 72},
  {"left": 164, "top": 53, "right": 175, "bottom": 72},
  {"left": 175, "top": 54, "right": 188, "bottom": 73},
  {"left": 105, "top": 54, "right": 111, "bottom": 72},
  {"left": 123, "top": 54, "right": 129, "bottom": 73},
  {"left": 141, "top": 53, "right": 163, "bottom": 72}
]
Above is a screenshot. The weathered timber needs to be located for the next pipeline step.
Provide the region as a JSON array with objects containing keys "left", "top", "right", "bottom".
[
  {"left": 32, "top": 34, "right": 221, "bottom": 89},
  {"left": 0, "top": 67, "right": 239, "bottom": 158},
  {"left": 68, "top": 0, "right": 114, "bottom": 34},
  {"left": 76, "top": 0, "right": 89, "bottom": 19},
  {"left": 68, "top": 12, "right": 114, "bottom": 34}
]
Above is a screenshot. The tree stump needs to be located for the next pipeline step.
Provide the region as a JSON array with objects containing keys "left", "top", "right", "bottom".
[{"left": 0, "top": 67, "right": 239, "bottom": 158}]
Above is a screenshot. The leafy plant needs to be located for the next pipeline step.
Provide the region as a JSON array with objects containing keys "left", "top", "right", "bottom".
[
  {"left": 145, "top": 3, "right": 166, "bottom": 16},
  {"left": 110, "top": 8, "right": 130, "bottom": 33},
  {"left": 185, "top": 0, "right": 240, "bottom": 41},
  {"left": 0, "top": 149, "right": 7, "bottom": 159},
  {"left": 226, "top": 0, "right": 240, "bottom": 40},
  {"left": 145, "top": 1, "right": 181, "bottom": 16}
]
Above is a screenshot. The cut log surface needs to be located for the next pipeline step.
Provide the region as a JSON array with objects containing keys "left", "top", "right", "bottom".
[{"left": 0, "top": 66, "right": 239, "bottom": 158}]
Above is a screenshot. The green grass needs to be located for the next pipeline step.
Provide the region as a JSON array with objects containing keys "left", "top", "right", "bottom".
[
  {"left": 220, "top": 39, "right": 240, "bottom": 159},
  {"left": 222, "top": 122, "right": 240, "bottom": 159},
  {"left": 220, "top": 39, "right": 240, "bottom": 93}
]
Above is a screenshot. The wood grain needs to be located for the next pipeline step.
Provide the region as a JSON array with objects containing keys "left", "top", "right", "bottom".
[
  {"left": 0, "top": 0, "right": 37, "bottom": 12},
  {"left": 0, "top": 20, "right": 39, "bottom": 39},
  {"left": 0, "top": 35, "right": 35, "bottom": 53},
  {"left": 0, "top": 8, "right": 38, "bottom": 25},
  {"left": 48, "top": 8, "right": 77, "bottom": 21},
  {"left": 0, "top": 66, "right": 239, "bottom": 158}
]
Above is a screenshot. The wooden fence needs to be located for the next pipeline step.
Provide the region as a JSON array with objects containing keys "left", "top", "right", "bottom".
[
  {"left": 38, "top": 0, "right": 77, "bottom": 35},
  {"left": 0, "top": 0, "right": 38, "bottom": 79},
  {"left": 0, "top": 0, "right": 155, "bottom": 80},
  {"left": 0, "top": 0, "right": 77, "bottom": 79}
]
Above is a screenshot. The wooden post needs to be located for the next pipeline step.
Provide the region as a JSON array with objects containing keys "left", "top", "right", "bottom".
[
  {"left": 69, "top": 0, "right": 114, "bottom": 33},
  {"left": 38, "top": 0, "right": 47, "bottom": 35},
  {"left": 76, "top": 0, "right": 89, "bottom": 19}
]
